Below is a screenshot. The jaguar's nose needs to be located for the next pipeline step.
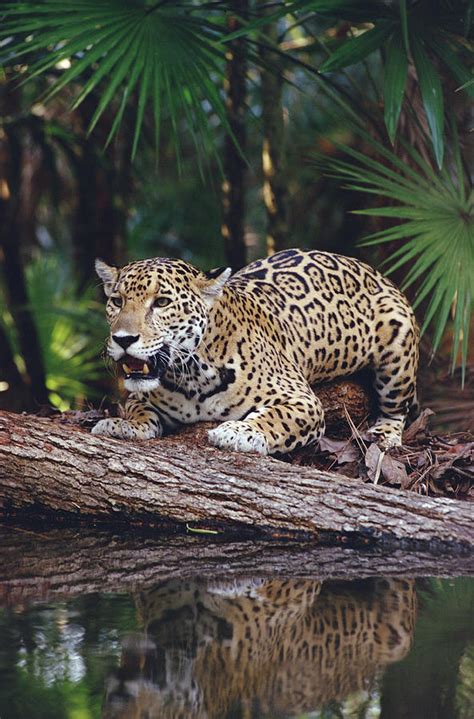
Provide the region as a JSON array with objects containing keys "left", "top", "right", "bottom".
[{"left": 112, "top": 334, "right": 140, "bottom": 350}]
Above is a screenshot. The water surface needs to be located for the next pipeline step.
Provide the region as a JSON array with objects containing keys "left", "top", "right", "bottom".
[{"left": 0, "top": 569, "right": 472, "bottom": 719}]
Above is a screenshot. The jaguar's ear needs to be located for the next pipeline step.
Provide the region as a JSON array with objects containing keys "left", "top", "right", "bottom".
[
  {"left": 95, "top": 258, "right": 119, "bottom": 297},
  {"left": 200, "top": 266, "right": 232, "bottom": 303}
]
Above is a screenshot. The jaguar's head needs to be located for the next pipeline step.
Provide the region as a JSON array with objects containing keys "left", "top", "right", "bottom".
[{"left": 95, "top": 257, "right": 231, "bottom": 392}]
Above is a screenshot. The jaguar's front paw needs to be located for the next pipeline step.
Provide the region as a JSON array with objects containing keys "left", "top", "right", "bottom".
[
  {"left": 91, "top": 418, "right": 158, "bottom": 440},
  {"left": 208, "top": 421, "right": 268, "bottom": 455}
]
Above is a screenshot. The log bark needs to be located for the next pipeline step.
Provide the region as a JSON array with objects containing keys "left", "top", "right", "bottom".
[
  {"left": 0, "top": 409, "right": 472, "bottom": 551},
  {"left": 0, "top": 526, "right": 473, "bottom": 607}
]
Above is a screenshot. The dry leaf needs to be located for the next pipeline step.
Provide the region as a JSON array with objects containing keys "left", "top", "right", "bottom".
[
  {"left": 365, "top": 443, "right": 383, "bottom": 483},
  {"left": 318, "top": 436, "right": 359, "bottom": 464},
  {"left": 403, "top": 408, "right": 435, "bottom": 443},
  {"left": 381, "top": 453, "right": 409, "bottom": 487}
]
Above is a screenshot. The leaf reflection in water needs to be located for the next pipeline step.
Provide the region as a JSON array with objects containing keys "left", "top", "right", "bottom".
[{"left": 103, "top": 577, "right": 416, "bottom": 719}]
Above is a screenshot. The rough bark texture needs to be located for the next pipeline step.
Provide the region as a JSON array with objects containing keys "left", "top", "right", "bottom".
[
  {"left": 1, "top": 527, "right": 473, "bottom": 607},
  {"left": 0, "top": 409, "right": 472, "bottom": 551}
]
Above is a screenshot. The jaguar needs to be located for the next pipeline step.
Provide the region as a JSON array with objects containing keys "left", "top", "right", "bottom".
[{"left": 92, "top": 249, "right": 419, "bottom": 454}]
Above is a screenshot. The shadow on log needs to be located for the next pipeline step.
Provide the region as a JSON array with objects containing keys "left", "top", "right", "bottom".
[{"left": 0, "top": 408, "right": 472, "bottom": 552}]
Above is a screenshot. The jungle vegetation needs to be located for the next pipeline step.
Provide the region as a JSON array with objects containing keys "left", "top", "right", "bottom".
[{"left": 0, "top": 0, "right": 472, "bottom": 422}]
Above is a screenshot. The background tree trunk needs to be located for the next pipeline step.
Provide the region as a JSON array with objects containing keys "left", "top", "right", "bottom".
[
  {"left": 69, "top": 99, "right": 130, "bottom": 291},
  {"left": 258, "top": 1, "right": 289, "bottom": 255},
  {"left": 0, "top": 409, "right": 472, "bottom": 550},
  {"left": 0, "top": 75, "right": 49, "bottom": 408},
  {"left": 0, "top": 323, "right": 32, "bottom": 412},
  {"left": 221, "top": 0, "right": 249, "bottom": 270}
]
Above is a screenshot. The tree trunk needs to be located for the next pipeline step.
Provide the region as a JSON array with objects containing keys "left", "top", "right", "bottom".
[
  {"left": 221, "top": 1, "right": 248, "bottom": 270},
  {"left": 0, "top": 409, "right": 472, "bottom": 551},
  {"left": 0, "top": 321, "right": 32, "bottom": 412},
  {"left": 1, "top": 526, "right": 472, "bottom": 607},
  {"left": 0, "top": 75, "right": 49, "bottom": 408},
  {"left": 70, "top": 99, "right": 129, "bottom": 291},
  {"left": 258, "top": 2, "right": 288, "bottom": 255}
]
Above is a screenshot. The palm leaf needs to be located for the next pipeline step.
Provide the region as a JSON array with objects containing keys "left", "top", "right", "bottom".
[
  {"left": 411, "top": 34, "right": 445, "bottom": 169},
  {"left": 0, "top": 0, "right": 231, "bottom": 163},
  {"left": 428, "top": 35, "right": 474, "bottom": 101},
  {"left": 399, "top": 0, "right": 409, "bottom": 53},
  {"left": 319, "top": 22, "right": 393, "bottom": 72},
  {"left": 384, "top": 31, "right": 408, "bottom": 144},
  {"left": 223, "top": 0, "right": 389, "bottom": 42},
  {"left": 313, "top": 130, "right": 473, "bottom": 379}
]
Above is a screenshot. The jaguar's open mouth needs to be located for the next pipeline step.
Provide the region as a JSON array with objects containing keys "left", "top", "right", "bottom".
[{"left": 119, "top": 346, "right": 170, "bottom": 382}]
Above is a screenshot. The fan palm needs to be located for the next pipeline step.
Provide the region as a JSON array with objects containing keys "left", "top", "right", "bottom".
[
  {"left": 2, "top": 1, "right": 471, "bottom": 168},
  {"left": 0, "top": 0, "right": 231, "bottom": 166},
  {"left": 228, "top": 0, "right": 473, "bottom": 168},
  {"left": 317, "top": 129, "right": 473, "bottom": 377}
]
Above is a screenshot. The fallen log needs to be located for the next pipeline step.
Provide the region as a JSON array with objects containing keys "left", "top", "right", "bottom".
[
  {"left": 0, "top": 409, "right": 472, "bottom": 551},
  {"left": 1, "top": 526, "right": 473, "bottom": 607}
]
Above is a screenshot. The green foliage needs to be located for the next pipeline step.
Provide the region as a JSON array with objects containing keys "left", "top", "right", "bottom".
[
  {"left": 456, "top": 643, "right": 474, "bottom": 719},
  {"left": 0, "top": 0, "right": 231, "bottom": 167},
  {"left": 1, "top": 257, "right": 107, "bottom": 409},
  {"left": 410, "top": 34, "right": 445, "bottom": 168},
  {"left": 0, "top": 593, "right": 138, "bottom": 719},
  {"left": 383, "top": 31, "right": 408, "bottom": 147},
  {"left": 316, "top": 0, "right": 473, "bottom": 167},
  {"left": 317, "top": 129, "right": 474, "bottom": 377},
  {"left": 0, "top": 671, "right": 94, "bottom": 719},
  {"left": 26, "top": 258, "right": 107, "bottom": 408},
  {"left": 2, "top": 1, "right": 472, "bottom": 171}
]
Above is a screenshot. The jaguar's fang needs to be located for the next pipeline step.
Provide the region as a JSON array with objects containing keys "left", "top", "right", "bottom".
[{"left": 118, "top": 346, "right": 170, "bottom": 381}]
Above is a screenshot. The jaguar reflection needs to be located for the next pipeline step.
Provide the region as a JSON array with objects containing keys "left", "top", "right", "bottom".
[{"left": 103, "top": 577, "right": 416, "bottom": 719}]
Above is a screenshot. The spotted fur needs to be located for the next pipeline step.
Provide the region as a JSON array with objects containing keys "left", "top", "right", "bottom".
[
  {"left": 92, "top": 249, "right": 419, "bottom": 453},
  {"left": 104, "top": 578, "right": 416, "bottom": 719}
]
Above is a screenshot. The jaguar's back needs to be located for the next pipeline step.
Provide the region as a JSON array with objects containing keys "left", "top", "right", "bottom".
[{"left": 231, "top": 249, "right": 418, "bottom": 386}]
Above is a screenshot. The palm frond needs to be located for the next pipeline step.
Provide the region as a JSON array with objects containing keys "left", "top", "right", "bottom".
[
  {"left": 314, "top": 131, "right": 473, "bottom": 380},
  {"left": 308, "top": 1, "right": 473, "bottom": 168},
  {"left": 0, "top": 0, "right": 230, "bottom": 163}
]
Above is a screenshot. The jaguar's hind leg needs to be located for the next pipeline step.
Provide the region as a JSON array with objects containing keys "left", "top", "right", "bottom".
[{"left": 368, "top": 320, "right": 419, "bottom": 448}]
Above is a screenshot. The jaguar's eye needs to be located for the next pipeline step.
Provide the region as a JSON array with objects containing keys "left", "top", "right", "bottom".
[
  {"left": 110, "top": 296, "right": 122, "bottom": 308},
  {"left": 153, "top": 297, "right": 171, "bottom": 309}
]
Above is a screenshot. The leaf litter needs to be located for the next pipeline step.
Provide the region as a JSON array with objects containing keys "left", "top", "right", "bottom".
[{"left": 288, "top": 409, "right": 473, "bottom": 501}]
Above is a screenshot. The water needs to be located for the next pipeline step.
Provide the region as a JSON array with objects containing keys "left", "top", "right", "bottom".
[{"left": 0, "top": 532, "right": 473, "bottom": 719}]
